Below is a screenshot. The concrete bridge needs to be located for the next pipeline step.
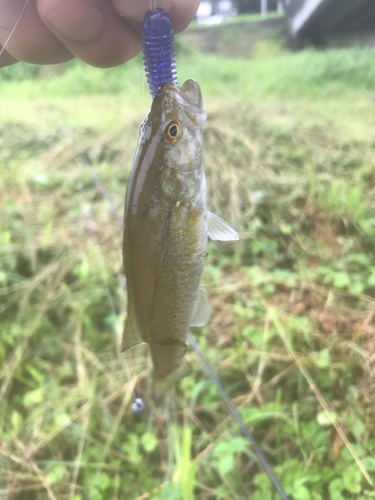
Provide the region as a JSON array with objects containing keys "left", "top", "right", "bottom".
[{"left": 285, "top": 0, "right": 375, "bottom": 39}]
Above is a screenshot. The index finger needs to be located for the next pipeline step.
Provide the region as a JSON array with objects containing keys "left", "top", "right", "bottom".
[{"left": 38, "top": 0, "right": 141, "bottom": 68}]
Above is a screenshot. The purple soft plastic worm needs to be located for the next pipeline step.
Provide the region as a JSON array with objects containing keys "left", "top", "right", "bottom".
[{"left": 142, "top": 8, "right": 177, "bottom": 98}]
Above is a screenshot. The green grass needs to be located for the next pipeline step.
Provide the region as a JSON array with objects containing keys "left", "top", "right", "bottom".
[
  {"left": 3, "top": 45, "right": 375, "bottom": 99},
  {"left": 1, "top": 36, "right": 375, "bottom": 500},
  {"left": 2, "top": 46, "right": 375, "bottom": 105}
]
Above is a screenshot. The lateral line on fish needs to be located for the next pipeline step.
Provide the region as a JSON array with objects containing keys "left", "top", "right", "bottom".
[
  {"left": 84, "top": 205, "right": 118, "bottom": 320},
  {"left": 63, "top": 128, "right": 124, "bottom": 228},
  {"left": 147, "top": 195, "right": 174, "bottom": 341},
  {"left": 188, "top": 331, "right": 290, "bottom": 500},
  {"left": 62, "top": 133, "right": 145, "bottom": 404}
]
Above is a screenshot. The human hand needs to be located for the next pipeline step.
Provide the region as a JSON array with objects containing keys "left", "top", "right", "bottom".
[{"left": 0, "top": 0, "right": 200, "bottom": 68}]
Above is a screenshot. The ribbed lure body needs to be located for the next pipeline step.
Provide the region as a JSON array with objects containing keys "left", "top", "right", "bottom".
[{"left": 142, "top": 8, "right": 177, "bottom": 97}]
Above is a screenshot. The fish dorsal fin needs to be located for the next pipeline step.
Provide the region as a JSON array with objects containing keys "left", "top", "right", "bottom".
[
  {"left": 190, "top": 285, "right": 212, "bottom": 327},
  {"left": 207, "top": 212, "right": 239, "bottom": 241},
  {"left": 122, "top": 309, "right": 145, "bottom": 351}
]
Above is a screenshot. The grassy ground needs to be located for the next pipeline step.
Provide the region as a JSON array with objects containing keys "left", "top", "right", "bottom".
[{"left": 1, "top": 21, "right": 375, "bottom": 500}]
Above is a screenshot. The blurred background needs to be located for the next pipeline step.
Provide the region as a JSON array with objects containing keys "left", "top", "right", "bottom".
[{"left": 1, "top": 1, "right": 375, "bottom": 499}]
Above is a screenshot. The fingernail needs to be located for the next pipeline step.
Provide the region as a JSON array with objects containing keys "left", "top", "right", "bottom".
[{"left": 48, "top": 4, "right": 103, "bottom": 43}]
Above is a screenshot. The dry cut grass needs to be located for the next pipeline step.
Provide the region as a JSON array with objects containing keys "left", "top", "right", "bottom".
[{"left": 1, "top": 63, "right": 375, "bottom": 499}]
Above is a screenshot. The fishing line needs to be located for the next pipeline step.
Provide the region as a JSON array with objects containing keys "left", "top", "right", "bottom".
[
  {"left": 164, "top": 396, "right": 175, "bottom": 484},
  {"left": 85, "top": 207, "right": 118, "bottom": 319},
  {"left": 188, "top": 332, "right": 289, "bottom": 500},
  {"left": 64, "top": 133, "right": 144, "bottom": 411},
  {"left": 145, "top": 0, "right": 153, "bottom": 115},
  {"left": 142, "top": 59, "right": 145, "bottom": 118},
  {"left": 82, "top": 206, "right": 134, "bottom": 392},
  {"left": 0, "top": 0, "right": 30, "bottom": 60}
]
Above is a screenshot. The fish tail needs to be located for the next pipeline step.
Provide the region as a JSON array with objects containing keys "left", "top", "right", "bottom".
[{"left": 152, "top": 358, "right": 192, "bottom": 406}]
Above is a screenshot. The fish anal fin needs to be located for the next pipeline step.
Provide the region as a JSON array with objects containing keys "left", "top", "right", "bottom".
[
  {"left": 207, "top": 211, "right": 239, "bottom": 241},
  {"left": 190, "top": 284, "right": 212, "bottom": 327}
]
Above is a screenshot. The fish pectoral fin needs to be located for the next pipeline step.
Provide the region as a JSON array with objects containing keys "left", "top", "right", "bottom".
[
  {"left": 190, "top": 284, "right": 212, "bottom": 327},
  {"left": 121, "top": 314, "right": 145, "bottom": 352},
  {"left": 207, "top": 211, "right": 239, "bottom": 241}
]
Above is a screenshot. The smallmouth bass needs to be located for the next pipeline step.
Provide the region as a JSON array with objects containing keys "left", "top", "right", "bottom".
[{"left": 122, "top": 79, "right": 238, "bottom": 404}]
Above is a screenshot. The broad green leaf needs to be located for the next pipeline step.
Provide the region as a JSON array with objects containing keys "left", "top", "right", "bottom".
[
  {"left": 11, "top": 411, "right": 22, "bottom": 433},
  {"left": 343, "top": 466, "right": 362, "bottom": 493},
  {"left": 315, "top": 348, "right": 330, "bottom": 368},
  {"left": 217, "top": 454, "right": 234, "bottom": 476},
  {"left": 317, "top": 411, "right": 338, "bottom": 426},
  {"left": 362, "top": 456, "right": 375, "bottom": 472},
  {"left": 333, "top": 272, "right": 350, "bottom": 289},
  {"left": 98, "top": 472, "right": 110, "bottom": 491},
  {"left": 293, "top": 483, "right": 311, "bottom": 500},
  {"left": 141, "top": 431, "right": 158, "bottom": 453},
  {"left": 47, "top": 464, "right": 66, "bottom": 485},
  {"left": 23, "top": 388, "right": 44, "bottom": 407}
]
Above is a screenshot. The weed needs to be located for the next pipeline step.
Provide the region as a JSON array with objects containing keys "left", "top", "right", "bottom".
[{"left": 1, "top": 21, "right": 375, "bottom": 500}]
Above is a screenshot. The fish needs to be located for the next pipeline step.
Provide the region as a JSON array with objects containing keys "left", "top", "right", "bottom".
[{"left": 122, "top": 78, "right": 239, "bottom": 404}]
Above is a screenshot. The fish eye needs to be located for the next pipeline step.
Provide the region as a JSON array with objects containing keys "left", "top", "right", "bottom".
[{"left": 163, "top": 121, "right": 182, "bottom": 143}]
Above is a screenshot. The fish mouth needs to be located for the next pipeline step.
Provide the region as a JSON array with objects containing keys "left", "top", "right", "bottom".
[
  {"left": 180, "top": 79, "right": 203, "bottom": 110},
  {"left": 158, "top": 79, "right": 203, "bottom": 110},
  {"left": 153, "top": 79, "right": 206, "bottom": 128}
]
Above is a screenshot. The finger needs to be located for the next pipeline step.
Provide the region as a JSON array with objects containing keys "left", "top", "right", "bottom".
[
  {"left": 0, "top": 47, "right": 19, "bottom": 68},
  {"left": 38, "top": 0, "right": 141, "bottom": 68},
  {"left": 0, "top": 0, "right": 73, "bottom": 64},
  {"left": 112, "top": 0, "right": 201, "bottom": 33}
]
